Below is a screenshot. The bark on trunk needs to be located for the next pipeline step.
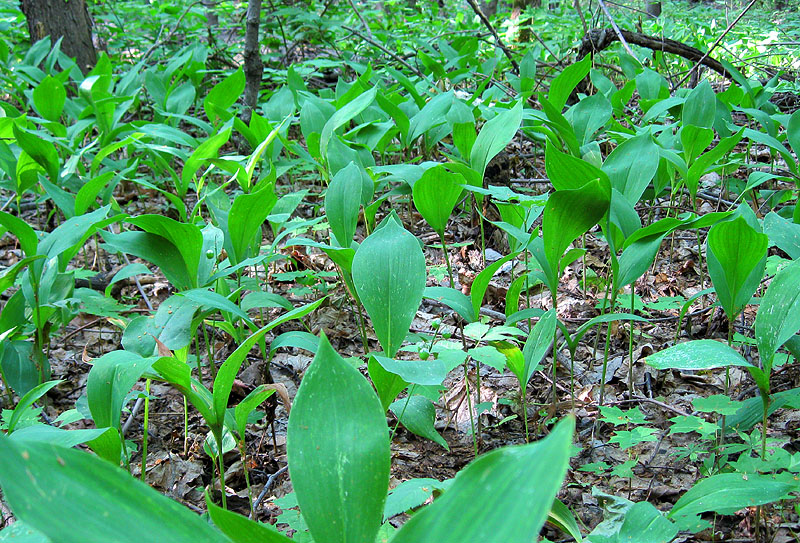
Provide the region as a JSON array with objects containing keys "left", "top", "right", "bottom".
[
  {"left": 645, "top": 0, "right": 662, "bottom": 17},
  {"left": 20, "top": 0, "right": 96, "bottom": 73},
  {"left": 242, "top": 0, "right": 263, "bottom": 125}
]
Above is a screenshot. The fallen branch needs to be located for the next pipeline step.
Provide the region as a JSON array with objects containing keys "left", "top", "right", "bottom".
[{"left": 577, "top": 28, "right": 732, "bottom": 81}]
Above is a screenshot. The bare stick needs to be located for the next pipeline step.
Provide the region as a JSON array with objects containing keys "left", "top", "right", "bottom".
[
  {"left": 672, "top": 0, "right": 758, "bottom": 89},
  {"left": 342, "top": 25, "right": 425, "bottom": 78},
  {"left": 347, "top": 0, "right": 373, "bottom": 40},
  {"left": 463, "top": 0, "right": 520, "bottom": 74},
  {"left": 596, "top": 0, "right": 635, "bottom": 57}
]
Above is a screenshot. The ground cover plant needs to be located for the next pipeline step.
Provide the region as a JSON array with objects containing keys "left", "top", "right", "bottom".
[{"left": 1, "top": 0, "right": 800, "bottom": 541}]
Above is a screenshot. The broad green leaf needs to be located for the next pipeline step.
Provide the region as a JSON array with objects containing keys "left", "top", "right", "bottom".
[
  {"left": 669, "top": 473, "right": 793, "bottom": 519},
  {"left": 390, "top": 395, "right": 449, "bottom": 450},
  {"left": 0, "top": 210, "right": 38, "bottom": 257},
  {"left": 549, "top": 499, "right": 585, "bottom": 543},
  {"left": 686, "top": 128, "right": 744, "bottom": 199},
  {"left": 568, "top": 92, "right": 611, "bottom": 145},
  {"left": 7, "top": 380, "right": 62, "bottom": 434},
  {"left": 788, "top": 109, "right": 800, "bottom": 158},
  {"left": 372, "top": 354, "right": 448, "bottom": 386},
  {"left": 470, "top": 101, "right": 523, "bottom": 179},
  {"left": 423, "top": 286, "right": 475, "bottom": 323},
  {"left": 545, "top": 140, "right": 609, "bottom": 191},
  {"left": 682, "top": 80, "right": 716, "bottom": 129},
  {"left": 618, "top": 501, "right": 677, "bottom": 543},
  {"left": 644, "top": 340, "right": 751, "bottom": 371},
  {"left": 412, "top": 165, "right": 464, "bottom": 236},
  {"left": 680, "top": 125, "right": 714, "bottom": 164},
  {"left": 601, "top": 134, "right": 659, "bottom": 205},
  {"left": 521, "top": 309, "right": 556, "bottom": 385},
  {"left": 12, "top": 122, "right": 59, "bottom": 182},
  {"left": 87, "top": 351, "right": 155, "bottom": 431},
  {"left": 755, "top": 258, "right": 800, "bottom": 372},
  {"left": 181, "top": 128, "right": 232, "bottom": 197},
  {"left": 764, "top": 211, "right": 800, "bottom": 259},
  {"left": 542, "top": 178, "right": 611, "bottom": 285},
  {"left": 233, "top": 386, "right": 276, "bottom": 441},
  {"left": 287, "top": 334, "right": 390, "bottom": 543},
  {"left": 9, "top": 425, "right": 108, "bottom": 448},
  {"left": 325, "top": 162, "right": 363, "bottom": 247},
  {"left": 0, "top": 255, "right": 44, "bottom": 294},
  {"left": 548, "top": 55, "right": 591, "bottom": 112},
  {"left": 320, "top": 86, "right": 378, "bottom": 161},
  {"left": 180, "top": 288, "right": 252, "bottom": 324},
  {"left": 470, "top": 252, "right": 518, "bottom": 321},
  {"left": 212, "top": 298, "right": 326, "bottom": 429},
  {"left": 33, "top": 75, "right": 66, "bottom": 122},
  {"left": 368, "top": 355, "right": 409, "bottom": 412},
  {"left": 0, "top": 434, "right": 232, "bottom": 543},
  {"left": 353, "top": 219, "right": 426, "bottom": 357},
  {"left": 228, "top": 185, "right": 277, "bottom": 263},
  {"left": 206, "top": 497, "right": 292, "bottom": 543},
  {"left": 384, "top": 478, "right": 446, "bottom": 521},
  {"left": 204, "top": 67, "right": 245, "bottom": 125},
  {"left": 390, "top": 418, "right": 573, "bottom": 543},
  {"left": 707, "top": 216, "right": 767, "bottom": 320},
  {"left": 0, "top": 520, "right": 50, "bottom": 543},
  {"left": 407, "top": 91, "right": 454, "bottom": 145}
]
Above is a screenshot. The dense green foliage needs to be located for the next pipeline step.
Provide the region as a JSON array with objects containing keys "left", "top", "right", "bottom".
[{"left": 1, "top": 0, "right": 800, "bottom": 541}]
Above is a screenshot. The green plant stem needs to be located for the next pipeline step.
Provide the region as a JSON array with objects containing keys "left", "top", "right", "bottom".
[
  {"left": 598, "top": 290, "right": 618, "bottom": 407},
  {"left": 183, "top": 396, "right": 189, "bottom": 457},
  {"left": 464, "top": 361, "right": 478, "bottom": 457},
  {"left": 439, "top": 232, "right": 455, "bottom": 289},
  {"left": 627, "top": 288, "right": 635, "bottom": 398},
  {"left": 214, "top": 429, "right": 228, "bottom": 509},
  {"left": 241, "top": 444, "right": 255, "bottom": 517},
  {"left": 390, "top": 384, "right": 417, "bottom": 443},
  {"left": 521, "top": 387, "right": 529, "bottom": 443},
  {"left": 141, "top": 379, "right": 151, "bottom": 483}
]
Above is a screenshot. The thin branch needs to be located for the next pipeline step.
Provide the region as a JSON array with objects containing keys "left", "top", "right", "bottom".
[
  {"left": 346, "top": 0, "right": 373, "bottom": 40},
  {"left": 672, "top": 0, "right": 758, "bottom": 89},
  {"left": 596, "top": 0, "right": 635, "bottom": 57},
  {"left": 463, "top": 0, "right": 520, "bottom": 74},
  {"left": 342, "top": 25, "right": 425, "bottom": 78}
]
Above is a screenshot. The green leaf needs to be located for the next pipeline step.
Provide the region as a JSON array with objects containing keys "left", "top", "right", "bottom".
[
  {"left": 233, "top": 386, "right": 276, "bottom": 441},
  {"left": 287, "top": 334, "right": 390, "bottom": 543},
  {"left": 548, "top": 55, "right": 591, "bottom": 112},
  {"left": 0, "top": 210, "right": 38, "bottom": 257},
  {"left": 372, "top": 354, "right": 448, "bottom": 386},
  {"left": 764, "top": 212, "right": 800, "bottom": 259},
  {"left": 423, "top": 286, "right": 475, "bottom": 323},
  {"left": 320, "top": 86, "right": 378, "bottom": 162},
  {"left": 682, "top": 80, "right": 716, "bottom": 128},
  {"left": 644, "top": 340, "right": 751, "bottom": 371},
  {"left": 368, "top": 355, "right": 409, "bottom": 412},
  {"left": 755, "top": 258, "right": 800, "bottom": 372},
  {"left": 707, "top": 216, "right": 767, "bottom": 320},
  {"left": 212, "top": 298, "right": 325, "bottom": 429},
  {"left": 0, "top": 434, "right": 232, "bottom": 543},
  {"left": 12, "top": 122, "right": 59, "bottom": 182},
  {"left": 87, "top": 351, "right": 155, "bottom": 431},
  {"left": 470, "top": 101, "right": 523, "bottom": 179},
  {"left": 669, "top": 473, "right": 793, "bottom": 519},
  {"left": 384, "top": 478, "right": 445, "bottom": 520},
  {"left": 33, "top": 75, "right": 66, "bottom": 122},
  {"left": 545, "top": 140, "right": 609, "bottom": 191},
  {"left": 601, "top": 134, "right": 659, "bottom": 205},
  {"left": 618, "top": 501, "right": 677, "bottom": 543},
  {"left": 204, "top": 67, "right": 245, "bottom": 125},
  {"left": 788, "top": 109, "right": 800, "bottom": 158},
  {"left": 390, "top": 395, "right": 449, "bottom": 450},
  {"left": 0, "top": 255, "right": 44, "bottom": 294},
  {"left": 8, "top": 380, "right": 62, "bottom": 434},
  {"left": 228, "top": 185, "right": 277, "bottom": 264},
  {"left": 325, "top": 162, "right": 364, "bottom": 247},
  {"left": 521, "top": 309, "right": 556, "bottom": 385},
  {"left": 353, "top": 219, "right": 426, "bottom": 357},
  {"left": 390, "top": 418, "right": 573, "bottom": 543},
  {"left": 470, "top": 252, "right": 518, "bottom": 321},
  {"left": 206, "top": 496, "right": 292, "bottom": 543},
  {"left": 412, "top": 165, "right": 464, "bottom": 236},
  {"left": 542, "top": 178, "right": 611, "bottom": 286},
  {"left": 181, "top": 128, "right": 232, "bottom": 197}
]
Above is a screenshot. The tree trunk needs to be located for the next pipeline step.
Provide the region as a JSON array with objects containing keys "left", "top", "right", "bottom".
[
  {"left": 242, "top": 0, "right": 263, "bottom": 125},
  {"left": 645, "top": 0, "right": 662, "bottom": 17},
  {"left": 19, "top": 0, "right": 96, "bottom": 73}
]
